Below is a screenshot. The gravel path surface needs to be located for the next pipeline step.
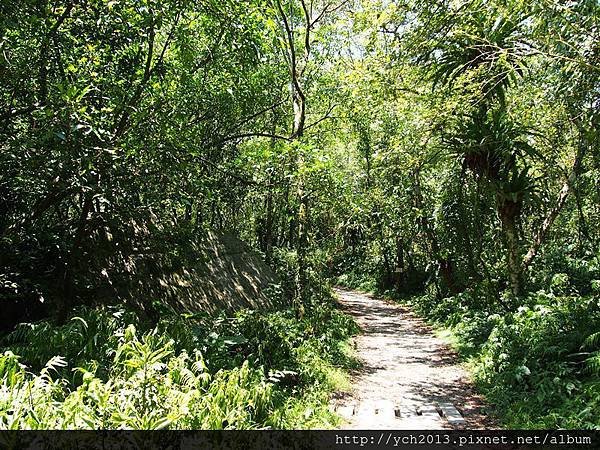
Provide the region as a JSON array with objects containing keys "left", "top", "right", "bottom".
[{"left": 332, "top": 288, "right": 495, "bottom": 429}]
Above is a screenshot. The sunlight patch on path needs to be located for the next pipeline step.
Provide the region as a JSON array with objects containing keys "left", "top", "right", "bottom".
[{"left": 332, "top": 289, "right": 492, "bottom": 430}]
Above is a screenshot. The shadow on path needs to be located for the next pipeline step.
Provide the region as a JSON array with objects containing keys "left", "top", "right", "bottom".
[{"left": 333, "top": 288, "right": 496, "bottom": 430}]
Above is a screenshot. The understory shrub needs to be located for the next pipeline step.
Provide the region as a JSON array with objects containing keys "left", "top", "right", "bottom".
[
  {"left": 474, "top": 294, "right": 600, "bottom": 429},
  {"left": 0, "top": 291, "right": 358, "bottom": 430},
  {"left": 408, "top": 286, "right": 600, "bottom": 429}
]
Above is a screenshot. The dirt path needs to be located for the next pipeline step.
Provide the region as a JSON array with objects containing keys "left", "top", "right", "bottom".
[{"left": 332, "top": 288, "right": 495, "bottom": 429}]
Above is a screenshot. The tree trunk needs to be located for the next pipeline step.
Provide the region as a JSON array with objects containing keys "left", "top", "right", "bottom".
[
  {"left": 380, "top": 235, "right": 393, "bottom": 285},
  {"left": 57, "top": 191, "right": 93, "bottom": 321},
  {"left": 295, "top": 188, "right": 308, "bottom": 319},
  {"left": 263, "top": 113, "right": 280, "bottom": 263},
  {"left": 395, "top": 237, "right": 405, "bottom": 289},
  {"left": 275, "top": 0, "right": 316, "bottom": 318},
  {"left": 264, "top": 183, "right": 274, "bottom": 263},
  {"left": 498, "top": 199, "right": 522, "bottom": 297}
]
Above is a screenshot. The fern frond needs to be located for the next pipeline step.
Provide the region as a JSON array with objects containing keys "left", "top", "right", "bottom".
[
  {"left": 584, "top": 331, "right": 600, "bottom": 349},
  {"left": 42, "top": 356, "right": 68, "bottom": 374},
  {"left": 585, "top": 352, "right": 600, "bottom": 377}
]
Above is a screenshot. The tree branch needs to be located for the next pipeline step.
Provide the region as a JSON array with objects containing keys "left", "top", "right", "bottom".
[
  {"left": 1, "top": 4, "right": 73, "bottom": 123},
  {"left": 211, "top": 132, "right": 291, "bottom": 147},
  {"left": 303, "top": 103, "right": 338, "bottom": 131},
  {"left": 522, "top": 135, "right": 588, "bottom": 269}
]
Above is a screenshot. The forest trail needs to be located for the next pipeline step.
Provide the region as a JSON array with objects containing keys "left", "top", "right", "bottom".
[{"left": 332, "top": 288, "right": 494, "bottom": 429}]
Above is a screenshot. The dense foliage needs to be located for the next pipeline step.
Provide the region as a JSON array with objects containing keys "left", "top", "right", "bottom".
[
  {"left": 1, "top": 0, "right": 599, "bottom": 430},
  {"left": 0, "top": 292, "right": 358, "bottom": 429}
]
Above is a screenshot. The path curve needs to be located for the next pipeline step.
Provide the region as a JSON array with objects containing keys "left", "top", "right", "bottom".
[{"left": 332, "top": 288, "right": 494, "bottom": 429}]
